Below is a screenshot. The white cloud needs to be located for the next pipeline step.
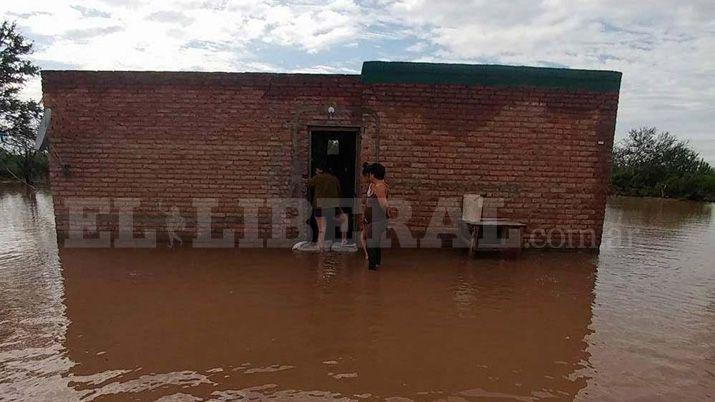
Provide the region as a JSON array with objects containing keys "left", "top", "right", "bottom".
[
  {"left": 405, "top": 41, "right": 427, "bottom": 53},
  {"left": 377, "top": 0, "right": 715, "bottom": 162},
  {"left": 4, "top": 0, "right": 366, "bottom": 70},
  {"left": 291, "top": 64, "right": 359, "bottom": 74}
]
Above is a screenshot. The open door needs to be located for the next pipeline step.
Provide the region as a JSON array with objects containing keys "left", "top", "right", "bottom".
[{"left": 310, "top": 129, "right": 358, "bottom": 240}]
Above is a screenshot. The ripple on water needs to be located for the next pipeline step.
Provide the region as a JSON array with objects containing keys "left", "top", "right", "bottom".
[{"left": 0, "top": 190, "right": 714, "bottom": 401}]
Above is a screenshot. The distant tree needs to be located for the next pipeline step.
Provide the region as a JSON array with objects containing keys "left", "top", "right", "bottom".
[
  {"left": 611, "top": 127, "right": 715, "bottom": 201},
  {"left": 0, "top": 20, "right": 43, "bottom": 185}
]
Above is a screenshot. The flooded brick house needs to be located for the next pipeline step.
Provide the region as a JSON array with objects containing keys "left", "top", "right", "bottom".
[{"left": 41, "top": 61, "right": 621, "bottom": 248}]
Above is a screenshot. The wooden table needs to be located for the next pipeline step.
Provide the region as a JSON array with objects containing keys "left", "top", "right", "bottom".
[{"left": 458, "top": 219, "right": 526, "bottom": 258}]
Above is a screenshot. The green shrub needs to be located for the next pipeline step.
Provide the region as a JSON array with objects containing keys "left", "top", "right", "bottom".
[
  {"left": 611, "top": 127, "right": 715, "bottom": 202},
  {"left": 0, "top": 148, "right": 47, "bottom": 183}
]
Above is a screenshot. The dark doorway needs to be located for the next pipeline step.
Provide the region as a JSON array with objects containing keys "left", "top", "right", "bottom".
[{"left": 310, "top": 129, "right": 359, "bottom": 240}]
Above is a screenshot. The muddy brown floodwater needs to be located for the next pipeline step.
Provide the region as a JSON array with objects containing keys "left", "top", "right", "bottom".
[{"left": 0, "top": 185, "right": 713, "bottom": 401}]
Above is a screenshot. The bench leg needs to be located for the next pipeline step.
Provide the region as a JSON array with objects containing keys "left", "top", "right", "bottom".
[
  {"left": 468, "top": 227, "right": 475, "bottom": 257},
  {"left": 468, "top": 225, "right": 481, "bottom": 258},
  {"left": 503, "top": 227, "right": 523, "bottom": 259}
]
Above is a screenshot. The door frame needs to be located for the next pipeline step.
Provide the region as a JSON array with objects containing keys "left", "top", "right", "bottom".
[{"left": 307, "top": 126, "right": 362, "bottom": 197}]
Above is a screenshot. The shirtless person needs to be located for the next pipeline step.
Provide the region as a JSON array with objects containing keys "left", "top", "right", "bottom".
[{"left": 364, "top": 163, "right": 389, "bottom": 270}]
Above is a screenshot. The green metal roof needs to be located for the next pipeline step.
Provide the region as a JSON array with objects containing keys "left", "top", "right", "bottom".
[{"left": 361, "top": 61, "right": 622, "bottom": 92}]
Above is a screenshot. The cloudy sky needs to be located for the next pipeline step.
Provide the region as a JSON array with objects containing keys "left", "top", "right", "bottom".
[{"left": 2, "top": 0, "right": 714, "bottom": 162}]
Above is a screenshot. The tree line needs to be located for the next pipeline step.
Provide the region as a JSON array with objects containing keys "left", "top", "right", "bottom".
[
  {"left": 1, "top": 21, "right": 45, "bottom": 185},
  {"left": 611, "top": 127, "right": 715, "bottom": 202}
]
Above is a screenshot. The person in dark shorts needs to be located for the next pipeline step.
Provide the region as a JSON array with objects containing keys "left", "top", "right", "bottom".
[{"left": 364, "top": 163, "right": 389, "bottom": 270}]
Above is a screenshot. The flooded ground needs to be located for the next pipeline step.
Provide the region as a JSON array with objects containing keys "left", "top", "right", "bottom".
[{"left": 0, "top": 185, "right": 713, "bottom": 401}]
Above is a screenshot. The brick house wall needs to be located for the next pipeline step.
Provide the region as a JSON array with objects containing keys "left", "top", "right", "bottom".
[{"left": 42, "top": 61, "right": 621, "bottom": 248}]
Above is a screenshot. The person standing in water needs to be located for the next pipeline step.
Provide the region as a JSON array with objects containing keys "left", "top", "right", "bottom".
[
  {"left": 309, "top": 163, "right": 341, "bottom": 252},
  {"left": 364, "top": 163, "right": 389, "bottom": 270},
  {"left": 163, "top": 206, "right": 185, "bottom": 248},
  {"left": 359, "top": 162, "right": 373, "bottom": 260}
]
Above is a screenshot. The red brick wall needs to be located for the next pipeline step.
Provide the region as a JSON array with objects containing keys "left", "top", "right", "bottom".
[
  {"left": 42, "top": 72, "right": 364, "bottom": 242},
  {"left": 362, "top": 84, "right": 619, "bottom": 248},
  {"left": 42, "top": 71, "right": 618, "bottom": 248}
]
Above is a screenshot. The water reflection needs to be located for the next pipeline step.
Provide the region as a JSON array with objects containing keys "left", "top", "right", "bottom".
[
  {"left": 57, "top": 248, "right": 595, "bottom": 400},
  {"left": 606, "top": 196, "right": 713, "bottom": 228},
  {"left": 0, "top": 186, "right": 77, "bottom": 400},
  {"left": 586, "top": 197, "right": 715, "bottom": 401},
  {"left": 1, "top": 187, "right": 714, "bottom": 401}
]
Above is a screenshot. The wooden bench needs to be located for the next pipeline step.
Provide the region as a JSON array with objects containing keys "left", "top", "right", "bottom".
[{"left": 458, "top": 219, "right": 526, "bottom": 258}]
